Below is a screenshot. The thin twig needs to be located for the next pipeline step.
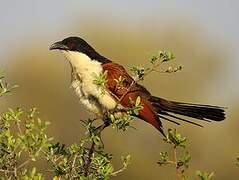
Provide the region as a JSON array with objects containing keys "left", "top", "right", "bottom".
[
  {"left": 84, "top": 123, "right": 109, "bottom": 177},
  {"left": 84, "top": 140, "right": 95, "bottom": 177},
  {"left": 8, "top": 175, "right": 12, "bottom": 180},
  {"left": 0, "top": 169, "right": 14, "bottom": 173},
  {"left": 173, "top": 146, "right": 181, "bottom": 179},
  {"left": 71, "top": 154, "right": 77, "bottom": 171},
  {"left": 13, "top": 166, "right": 17, "bottom": 178},
  {"left": 119, "top": 61, "right": 162, "bottom": 103},
  {"left": 17, "top": 159, "right": 31, "bottom": 170},
  {"left": 111, "top": 164, "right": 128, "bottom": 176}
]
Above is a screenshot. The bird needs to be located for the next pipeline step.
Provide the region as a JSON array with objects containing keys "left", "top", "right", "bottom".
[{"left": 49, "top": 36, "right": 225, "bottom": 137}]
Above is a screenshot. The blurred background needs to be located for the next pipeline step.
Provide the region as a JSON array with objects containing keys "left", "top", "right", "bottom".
[{"left": 0, "top": 0, "right": 239, "bottom": 179}]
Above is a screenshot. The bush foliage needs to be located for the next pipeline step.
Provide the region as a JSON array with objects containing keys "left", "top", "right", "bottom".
[{"left": 0, "top": 52, "right": 230, "bottom": 179}]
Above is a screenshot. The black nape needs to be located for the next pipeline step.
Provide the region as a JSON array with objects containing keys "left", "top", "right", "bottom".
[{"left": 62, "top": 37, "right": 111, "bottom": 64}]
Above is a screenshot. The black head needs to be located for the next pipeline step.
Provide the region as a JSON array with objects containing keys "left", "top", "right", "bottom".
[{"left": 49, "top": 37, "right": 111, "bottom": 63}]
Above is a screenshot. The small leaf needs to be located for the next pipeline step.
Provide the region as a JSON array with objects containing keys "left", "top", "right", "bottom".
[
  {"left": 196, "top": 170, "right": 214, "bottom": 180},
  {"left": 178, "top": 152, "right": 191, "bottom": 168},
  {"left": 157, "top": 152, "right": 169, "bottom": 166},
  {"left": 159, "top": 51, "right": 175, "bottom": 62},
  {"left": 93, "top": 70, "right": 108, "bottom": 87},
  {"left": 148, "top": 52, "right": 160, "bottom": 64},
  {"left": 135, "top": 96, "right": 141, "bottom": 106},
  {"left": 165, "top": 65, "right": 183, "bottom": 73},
  {"left": 130, "top": 66, "right": 145, "bottom": 79},
  {"left": 122, "top": 154, "right": 131, "bottom": 167},
  {"left": 166, "top": 129, "right": 187, "bottom": 148}
]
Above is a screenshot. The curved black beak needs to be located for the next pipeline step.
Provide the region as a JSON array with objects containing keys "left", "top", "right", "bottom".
[{"left": 49, "top": 41, "right": 69, "bottom": 51}]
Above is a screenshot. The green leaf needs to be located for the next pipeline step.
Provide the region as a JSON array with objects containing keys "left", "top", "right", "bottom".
[
  {"left": 122, "top": 154, "right": 131, "bottom": 167},
  {"left": 165, "top": 65, "right": 183, "bottom": 73},
  {"left": 93, "top": 70, "right": 108, "bottom": 87},
  {"left": 0, "top": 72, "right": 18, "bottom": 97},
  {"left": 159, "top": 51, "right": 175, "bottom": 62},
  {"left": 148, "top": 52, "right": 160, "bottom": 64},
  {"left": 178, "top": 152, "right": 191, "bottom": 168},
  {"left": 114, "top": 76, "right": 125, "bottom": 89},
  {"left": 166, "top": 129, "right": 187, "bottom": 148},
  {"left": 135, "top": 96, "right": 141, "bottom": 106},
  {"left": 20, "top": 167, "right": 44, "bottom": 180},
  {"left": 196, "top": 170, "right": 214, "bottom": 180},
  {"left": 130, "top": 66, "right": 145, "bottom": 79},
  {"left": 157, "top": 152, "right": 169, "bottom": 166},
  {"left": 109, "top": 113, "right": 135, "bottom": 131}
]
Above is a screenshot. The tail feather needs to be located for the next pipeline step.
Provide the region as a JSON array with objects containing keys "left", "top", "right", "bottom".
[
  {"left": 159, "top": 111, "right": 204, "bottom": 127},
  {"left": 171, "top": 102, "right": 225, "bottom": 121},
  {"left": 157, "top": 114, "right": 181, "bottom": 125},
  {"left": 149, "top": 96, "right": 225, "bottom": 126}
]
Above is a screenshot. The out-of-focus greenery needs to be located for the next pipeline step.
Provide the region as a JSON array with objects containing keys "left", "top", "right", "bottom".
[
  {"left": 0, "top": 73, "right": 131, "bottom": 179},
  {"left": 0, "top": 72, "right": 18, "bottom": 97},
  {"left": 0, "top": 75, "right": 49, "bottom": 179},
  {"left": 46, "top": 118, "right": 131, "bottom": 179},
  {"left": 0, "top": 67, "right": 147, "bottom": 179},
  {"left": 196, "top": 170, "right": 214, "bottom": 180},
  {"left": 158, "top": 129, "right": 215, "bottom": 180}
]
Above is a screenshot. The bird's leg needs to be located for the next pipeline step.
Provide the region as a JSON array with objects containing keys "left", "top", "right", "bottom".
[
  {"left": 84, "top": 90, "right": 127, "bottom": 175},
  {"left": 101, "top": 106, "right": 128, "bottom": 129},
  {"left": 101, "top": 110, "right": 113, "bottom": 128}
]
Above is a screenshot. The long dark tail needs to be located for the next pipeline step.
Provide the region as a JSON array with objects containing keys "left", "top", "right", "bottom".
[{"left": 149, "top": 96, "right": 225, "bottom": 127}]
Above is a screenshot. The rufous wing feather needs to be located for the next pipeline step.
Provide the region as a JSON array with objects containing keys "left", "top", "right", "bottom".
[{"left": 103, "top": 63, "right": 165, "bottom": 136}]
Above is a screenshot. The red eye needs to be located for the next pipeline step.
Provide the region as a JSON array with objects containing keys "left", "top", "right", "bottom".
[{"left": 68, "top": 42, "right": 76, "bottom": 50}]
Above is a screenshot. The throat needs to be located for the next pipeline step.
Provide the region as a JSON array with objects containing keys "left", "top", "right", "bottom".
[{"left": 61, "top": 51, "right": 103, "bottom": 79}]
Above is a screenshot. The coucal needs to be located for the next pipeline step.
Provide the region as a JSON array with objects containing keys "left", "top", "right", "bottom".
[{"left": 49, "top": 36, "right": 225, "bottom": 136}]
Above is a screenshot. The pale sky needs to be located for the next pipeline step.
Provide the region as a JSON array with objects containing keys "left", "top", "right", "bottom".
[{"left": 0, "top": 0, "right": 238, "bottom": 103}]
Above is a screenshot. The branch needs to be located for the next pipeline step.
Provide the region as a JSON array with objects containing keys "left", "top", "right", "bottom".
[
  {"left": 83, "top": 122, "right": 110, "bottom": 177},
  {"left": 119, "top": 59, "right": 164, "bottom": 103},
  {"left": 173, "top": 146, "right": 181, "bottom": 179},
  {"left": 84, "top": 140, "right": 95, "bottom": 177}
]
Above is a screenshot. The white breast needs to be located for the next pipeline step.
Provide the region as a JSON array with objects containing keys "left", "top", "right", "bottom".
[{"left": 61, "top": 51, "right": 117, "bottom": 114}]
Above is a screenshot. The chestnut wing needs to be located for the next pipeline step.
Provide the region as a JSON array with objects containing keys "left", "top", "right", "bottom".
[{"left": 102, "top": 62, "right": 164, "bottom": 133}]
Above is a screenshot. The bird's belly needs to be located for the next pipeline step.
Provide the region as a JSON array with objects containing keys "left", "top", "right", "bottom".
[{"left": 71, "top": 79, "right": 117, "bottom": 114}]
